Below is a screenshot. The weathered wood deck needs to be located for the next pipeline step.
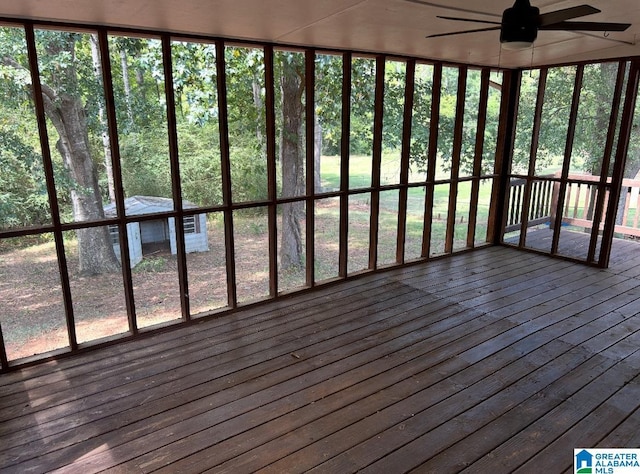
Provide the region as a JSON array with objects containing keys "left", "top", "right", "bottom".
[
  {"left": 1, "top": 244, "right": 640, "bottom": 473},
  {"left": 510, "top": 226, "right": 640, "bottom": 266}
]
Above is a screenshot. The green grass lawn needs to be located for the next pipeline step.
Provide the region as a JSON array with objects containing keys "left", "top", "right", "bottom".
[
  {"left": 318, "top": 154, "right": 495, "bottom": 258},
  {"left": 320, "top": 153, "right": 492, "bottom": 204}
]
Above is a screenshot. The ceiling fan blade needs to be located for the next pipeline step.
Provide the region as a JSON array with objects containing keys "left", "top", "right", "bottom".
[
  {"left": 540, "top": 21, "right": 631, "bottom": 32},
  {"left": 539, "top": 5, "right": 600, "bottom": 26},
  {"left": 436, "top": 15, "right": 501, "bottom": 26},
  {"left": 426, "top": 26, "right": 500, "bottom": 39}
]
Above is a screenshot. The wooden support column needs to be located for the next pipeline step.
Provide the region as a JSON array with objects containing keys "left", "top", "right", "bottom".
[
  {"left": 25, "top": 23, "right": 78, "bottom": 351},
  {"left": 601, "top": 60, "right": 640, "bottom": 267},
  {"left": 397, "top": 59, "right": 416, "bottom": 263},
  {"left": 0, "top": 323, "right": 7, "bottom": 371},
  {"left": 467, "top": 68, "right": 490, "bottom": 248},
  {"left": 162, "top": 35, "right": 190, "bottom": 320},
  {"left": 445, "top": 66, "right": 467, "bottom": 254},
  {"left": 588, "top": 61, "right": 626, "bottom": 264},
  {"left": 518, "top": 68, "right": 548, "bottom": 248},
  {"left": 491, "top": 69, "right": 521, "bottom": 244},
  {"left": 551, "top": 64, "right": 584, "bottom": 255},
  {"left": 98, "top": 29, "right": 138, "bottom": 334},
  {"left": 369, "top": 55, "right": 386, "bottom": 270},
  {"left": 339, "top": 53, "right": 352, "bottom": 278},
  {"left": 264, "top": 46, "right": 278, "bottom": 297},
  {"left": 216, "top": 40, "right": 238, "bottom": 308},
  {"left": 305, "top": 50, "right": 316, "bottom": 287},
  {"left": 422, "top": 63, "right": 442, "bottom": 257}
]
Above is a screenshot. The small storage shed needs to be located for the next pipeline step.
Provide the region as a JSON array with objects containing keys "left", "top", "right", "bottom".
[{"left": 104, "top": 196, "right": 208, "bottom": 268}]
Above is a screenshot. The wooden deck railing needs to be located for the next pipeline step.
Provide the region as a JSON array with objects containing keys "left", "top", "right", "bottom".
[
  {"left": 505, "top": 178, "right": 554, "bottom": 232},
  {"left": 506, "top": 174, "right": 640, "bottom": 238}
]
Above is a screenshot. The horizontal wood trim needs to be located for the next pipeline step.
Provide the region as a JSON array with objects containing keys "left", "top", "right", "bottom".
[{"left": 563, "top": 217, "right": 640, "bottom": 237}]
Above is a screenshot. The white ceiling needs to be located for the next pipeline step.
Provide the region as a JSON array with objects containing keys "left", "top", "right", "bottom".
[{"left": 0, "top": 0, "right": 638, "bottom": 68}]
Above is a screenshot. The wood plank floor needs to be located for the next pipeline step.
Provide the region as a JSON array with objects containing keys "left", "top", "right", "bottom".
[
  {"left": 1, "top": 245, "right": 640, "bottom": 473},
  {"left": 506, "top": 226, "right": 640, "bottom": 264}
]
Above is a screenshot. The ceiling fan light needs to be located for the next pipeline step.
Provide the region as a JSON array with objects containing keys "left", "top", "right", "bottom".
[
  {"left": 500, "top": 1, "right": 539, "bottom": 47},
  {"left": 502, "top": 40, "right": 534, "bottom": 50}
]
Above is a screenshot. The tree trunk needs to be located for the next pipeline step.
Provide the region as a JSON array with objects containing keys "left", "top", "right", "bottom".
[
  {"left": 51, "top": 95, "right": 120, "bottom": 274},
  {"left": 252, "top": 76, "right": 264, "bottom": 147},
  {"left": 279, "top": 55, "right": 305, "bottom": 269},
  {"left": 42, "top": 34, "right": 120, "bottom": 275},
  {"left": 120, "top": 46, "right": 134, "bottom": 124},
  {"left": 90, "top": 35, "right": 116, "bottom": 204},
  {"left": 136, "top": 65, "right": 146, "bottom": 104}
]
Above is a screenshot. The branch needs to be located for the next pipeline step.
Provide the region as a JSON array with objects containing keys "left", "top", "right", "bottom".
[
  {"left": 1, "top": 54, "right": 58, "bottom": 103},
  {"left": 1, "top": 54, "right": 21, "bottom": 69},
  {"left": 40, "top": 90, "right": 64, "bottom": 132},
  {"left": 1, "top": 54, "right": 65, "bottom": 137}
]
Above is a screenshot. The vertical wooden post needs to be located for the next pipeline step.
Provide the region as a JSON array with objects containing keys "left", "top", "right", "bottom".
[
  {"left": 0, "top": 323, "right": 8, "bottom": 371},
  {"left": 305, "top": 50, "right": 316, "bottom": 287},
  {"left": 369, "top": 55, "right": 386, "bottom": 270},
  {"left": 518, "top": 68, "right": 547, "bottom": 248},
  {"left": 445, "top": 66, "right": 467, "bottom": 254},
  {"left": 468, "top": 68, "right": 490, "bottom": 248},
  {"left": 162, "top": 35, "right": 190, "bottom": 320},
  {"left": 601, "top": 60, "right": 640, "bottom": 267},
  {"left": 264, "top": 46, "right": 278, "bottom": 297},
  {"left": 339, "top": 53, "right": 352, "bottom": 278},
  {"left": 397, "top": 59, "right": 416, "bottom": 263},
  {"left": 25, "top": 23, "right": 78, "bottom": 351},
  {"left": 98, "top": 29, "right": 138, "bottom": 334},
  {"left": 491, "top": 69, "right": 521, "bottom": 245},
  {"left": 550, "top": 65, "right": 584, "bottom": 255},
  {"left": 549, "top": 174, "right": 561, "bottom": 231},
  {"left": 216, "top": 40, "right": 238, "bottom": 308},
  {"left": 528, "top": 68, "right": 548, "bottom": 177},
  {"left": 588, "top": 61, "right": 626, "bottom": 264},
  {"left": 422, "top": 63, "right": 441, "bottom": 258}
]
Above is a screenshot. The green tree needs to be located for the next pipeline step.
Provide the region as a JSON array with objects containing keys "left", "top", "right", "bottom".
[
  {"left": 1, "top": 28, "right": 119, "bottom": 274},
  {"left": 225, "top": 46, "right": 268, "bottom": 202},
  {"left": 277, "top": 52, "right": 306, "bottom": 269},
  {"left": 0, "top": 129, "right": 49, "bottom": 227},
  {"left": 0, "top": 28, "right": 52, "bottom": 229}
]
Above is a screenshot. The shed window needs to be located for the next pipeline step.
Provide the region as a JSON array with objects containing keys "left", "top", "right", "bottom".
[{"left": 183, "top": 216, "right": 197, "bottom": 234}]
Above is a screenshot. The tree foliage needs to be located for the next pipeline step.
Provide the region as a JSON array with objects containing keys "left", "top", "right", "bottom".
[
  {"left": 0, "top": 28, "right": 121, "bottom": 274},
  {"left": 2, "top": 23, "right": 640, "bottom": 273}
]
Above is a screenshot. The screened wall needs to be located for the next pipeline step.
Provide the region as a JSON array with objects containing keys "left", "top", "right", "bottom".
[
  {"left": 503, "top": 61, "right": 640, "bottom": 266},
  {"left": 1, "top": 18, "right": 638, "bottom": 371}
]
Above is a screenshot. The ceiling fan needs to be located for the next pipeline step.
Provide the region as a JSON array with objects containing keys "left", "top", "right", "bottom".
[{"left": 409, "top": 0, "right": 631, "bottom": 49}]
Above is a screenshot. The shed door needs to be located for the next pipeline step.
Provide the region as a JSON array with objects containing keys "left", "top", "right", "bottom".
[{"left": 127, "top": 222, "right": 143, "bottom": 267}]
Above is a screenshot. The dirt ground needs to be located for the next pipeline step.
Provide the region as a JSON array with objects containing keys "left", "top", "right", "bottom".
[
  {"left": 2, "top": 200, "right": 397, "bottom": 361},
  {"left": 0, "top": 232, "right": 229, "bottom": 360}
]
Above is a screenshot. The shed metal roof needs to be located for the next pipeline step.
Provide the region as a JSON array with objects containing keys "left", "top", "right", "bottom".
[{"left": 103, "top": 196, "right": 198, "bottom": 218}]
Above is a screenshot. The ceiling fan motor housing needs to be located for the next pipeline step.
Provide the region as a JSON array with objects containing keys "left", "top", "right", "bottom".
[{"left": 500, "top": 1, "right": 539, "bottom": 44}]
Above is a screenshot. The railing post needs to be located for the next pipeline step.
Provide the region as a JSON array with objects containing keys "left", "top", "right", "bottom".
[
  {"left": 549, "top": 172, "right": 561, "bottom": 231},
  {"left": 0, "top": 322, "right": 8, "bottom": 372}
]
